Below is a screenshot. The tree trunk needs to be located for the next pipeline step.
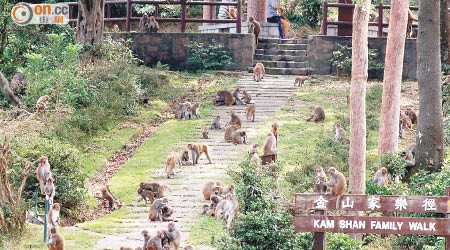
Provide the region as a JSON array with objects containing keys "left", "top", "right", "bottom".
[
  {"left": 0, "top": 71, "right": 24, "bottom": 108},
  {"left": 378, "top": 0, "right": 409, "bottom": 155},
  {"left": 416, "top": 0, "right": 444, "bottom": 169},
  {"left": 247, "top": 0, "right": 267, "bottom": 22},
  {"left": 77, "top": 0, "right": 105, "bottom": 44},
  {"left": 202, "top": 0, "right": 216, "bottom": 25},
  {"left": 441, "top": 0, "right": 450, "bottom": 64}
]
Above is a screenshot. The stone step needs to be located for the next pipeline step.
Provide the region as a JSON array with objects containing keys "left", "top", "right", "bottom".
[
  {"left": 252, "top": 60, "right": 307, "bottom": 68},
  {"left": 257, "top": 43, "right": 307, "bottom": 50},
  {"left": 255, "top": 49, "right": 306, "bottom": 57},
  {"left": 254, "top": 54, "right": 306, "bottom": 62},
  {"left": 258, "top": 38, "right": 308, "bottom": 44},
  {"left": 248, "top": 67, "right": 310, "bottom": 75}
]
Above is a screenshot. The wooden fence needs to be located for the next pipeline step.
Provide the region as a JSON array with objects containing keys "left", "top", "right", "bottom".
[{"left": 66, "top": 0, "right": 242, "bottom": 33}]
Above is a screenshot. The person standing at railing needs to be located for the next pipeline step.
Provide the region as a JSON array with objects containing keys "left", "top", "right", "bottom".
[
  {"left": 218, "top": 0, "right": 237, "bottom": 20},
  {"left": 267, "top": 0, "right": 284, "bottom": 39}
]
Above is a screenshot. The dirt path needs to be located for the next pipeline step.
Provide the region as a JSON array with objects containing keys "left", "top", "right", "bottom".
[{"left": 86, "top": 74, "right": 296, "bottom": 249}]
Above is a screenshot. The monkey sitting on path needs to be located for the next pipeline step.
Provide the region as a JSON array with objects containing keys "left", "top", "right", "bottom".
[
  {"left": 211, "top": 116, "right": 221, "bottom": 130},
  {"left": 253, "top": 63, "right": 265, "bottom": 82},
  {"left": 214, "top": 90, "right": 235, "bottom": 106},
  {"left": 187, "top": 143, "right": 213, "bottom": 165}
]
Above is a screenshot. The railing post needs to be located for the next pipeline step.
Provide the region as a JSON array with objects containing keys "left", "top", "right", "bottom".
[
  {"left": 155, "top": 4, "right": 159, "bottom": 18},
  {"left": 378, "top": 3, "right": 383, "bottom": 37},
  {"left": 181, "top": 0, "right": 186, "bottom": 32},
  {"left": 237, "top": 0, "right": 242, "bottom": 33},
  {"left": 446, "top": 187, "right": 450, "bottom": 250},
  {"left": 107, "top": 3, "right": 111, "bottom": 19},
  {"left": 322, "top": 1, "right": 328, "bottom": 35},
  {"left": 126, "top": 0, "right": 132, "bottom": 31},
  {"left": 313, "top": 209, "right": 326, "bottom": 250},
  {"left": 43, "top": 199, "right": 49, "bottom": 242}
]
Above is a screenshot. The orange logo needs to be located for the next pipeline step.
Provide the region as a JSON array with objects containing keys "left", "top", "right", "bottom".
[{"left": 11, "top": 2, "right": 69, "bottom": 26}]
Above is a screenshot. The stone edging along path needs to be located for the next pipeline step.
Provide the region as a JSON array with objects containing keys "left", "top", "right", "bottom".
[{"left": 87, "top": 74, "right": 297, "bottom": 249}]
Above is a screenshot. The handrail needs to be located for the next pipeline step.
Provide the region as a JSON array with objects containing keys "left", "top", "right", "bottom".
[{"left": 34, "top": 185, "right": 50, "bottom": 242}]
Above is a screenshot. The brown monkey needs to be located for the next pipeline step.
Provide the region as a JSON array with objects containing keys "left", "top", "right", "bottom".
[
  {"left": 407, "top": 10, "right": 417, "bottom": 38},
  {"left": 248, "top": 17, "right": 261, "bottom": 45},
  {"left": 36, "top": 95, "right": 50, "bottom": 113},
  {"left": 47, "top": 203, "right": 60, "bottom": 237},
  {"left": 120, "top": 247, "right": 133, "bottom": 250},
  {"left": 219, "top": 184, "right": 234, "bottom": 195},
  {"left": 139, "top": 14, "right": 149, "bottom": 32},
  {"left": 263, "top": 133, "right": 277, "bottom": 155},
  {"left": 246, "top": 104, "right": 256, "bottom": 122},
  {"left": 404, "top": 108, "right": 417, "bottom": 125},
  {"left": 314, "top": 166, "right": 328, "bottom": 194},
  {"left": 36, "top": 156, "right": 52, "bottom": 194},
  {"left": 161, "top": 205, "right": 174, "bottom": 221},
  {"left": 404, "top": 144, "right": 416, "bottom": 162},
  {"left": 215, "top": 193, "right": 239, "bottom": 229},
  {"left": 443, "top": 75, "right": 450, "bottom": 86},
  {"left": 399, "top": 119, "right": 405, "bottom": 139},
  {"left": 166, "top": 150, "right": 181, "bottom": 178},
  {"left": 232, "top": 130, "right": 247, "bottom": 145},
  {"left": 192, "top": 103, "right": 201, "bottom": 119},
  {"left": 149, "top": 198, "right": 168, "bottom": 221},
  {"left": 202, "top": 195, "right": 221, "bottom": 216},
  {"left": 227, "top": 110, "right": 242, "bottom": 128},
  {"left": 174, "top": 102, "right": 192, "bottom": 120},
  {"left": 334, "top": 123, "right": 346, "bottom": 142},
  {"left": 306, "top": 106, "right": 325, "bottom": 122},
  {"left": 323, "top": 167, "right": 347, "bottom": 209},
  {"left": 202, "top": 126, "right": 209, "bottom": 139},
  {"left": 187, "top": 143, "right": 212, "bottom": 165},
  {"left": 294, "top": 76, "right": 310, "bottom": 87},
  {"left": 253, "top": 63, "right": 265, "bottom": 82},
  {"left": 373, "top": 167, "right": 389, "bottom": 187},
  {"left": 137, "top": 187, "right": 155, "bottom": 203},
  {"left": 44, "top": 177, "right": 55, "bottom": 203},
  {"left": 224, "top": 124, "right": 240, "bottom": 142},
  {"left": 113, "top": 24, "right": 120, "bottom": 32},
  {"left": 47, "top": 227, "right": 64, "bottom": 250},
  {"left": 164, "top": 223, "right": 181, "bottom": 250},
  {"left": 400, "top": 115, "right": 412, "bottom": 130},
  {"left": 233, "top": 88, "right": 244, "bottom": 105},
  {"left": 139, "top": 182, "right": 172, "bottom": 198},
  {"left": 210, "top": 116, "right": 221, "bottom": 130},
  {"left": 148, "top": 16, "right": 159, "bottom": 34},
  {"left": 203, "top": 181, "right": 222, "bottom": 200},
  {"left": 248, "top": 143, "right": 259, "bottom": 164},
  {"left": 214, "top": 90, "right": 235, "bottom": 106},
  {"left": 141, "top": 230, "right": 151, "bottom": 250},
  {"left": 180, "top": 150, "right": 192, "bottom": 166},
  {"left": 146, "top": 230, "right": 165, "bottom": 250},
  {"left": 95, "top": 187, "right": 118, "bottom": 209},
  {"left": 241, "top": 90, "right": 252, "bottom": 104}
]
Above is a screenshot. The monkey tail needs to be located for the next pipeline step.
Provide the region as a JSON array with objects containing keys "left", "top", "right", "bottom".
[
  {"left": 106, "top": 185, "right": 122, "bottom": 207},
  {"left": 336, "top": 195, "right": 343, "bottom": 210}
]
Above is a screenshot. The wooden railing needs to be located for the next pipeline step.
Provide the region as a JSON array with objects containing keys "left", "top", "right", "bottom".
[
  {"left": 322, "top": 1, "right": 418, "bottom": 37},
  {"left": 66, "top": 0, "right": 242, "bottom": 33}
]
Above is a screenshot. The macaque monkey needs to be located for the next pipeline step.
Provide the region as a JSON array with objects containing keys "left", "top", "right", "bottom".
[
  {"left": 146, "top": 230, "right": 166, "bottom": 250},
  {"left": 227, "top": 110, "right": 242, "bottom": 128},
  {"left": 210, "top": 116, "right": 221, "bottom": 130},
  {"left": 120, "top": 247, "right": 133, "bottom": 250},
  {"left": 404, "top": 144, "right": 416, "bottom": 162},
  {"left": 174, "top": 102, "right": 192, "bottom": 120},
  {"left": 233, "top": 130, "right": 248, "bottom": 145},
  {"left": 224, "top": 124, "right": 240, "bottom": 142},
  {"left": 253, "top": 63, "right": 265, "bottom": 82},
  {"left": 47, "top": 203, "right": 60, "bottom": 237},
  {"left": 214, "top": 90, "right": 235, "bottom": 106},
  {"left": 161, "top": 205, "right": 174, "bottom": 221},
  {"left": 139, "top": 14, "right": 149, "bottom": 33},
  {"left": 263, "top": 133, "right": 277, "bottom": 155},
  {"left": 443, "top": 75, "right": 450, "bottom": 86},
  {"left": 400, "top": 115, "right": 412, "bottom": 130},
  {"left": 241, "top": 90, "right": 252, "bottom": 104},
  {"left": 36, "top": 156, "right": 52, "bottom": 194},
  {"left": 96, "top": 187, "right": 119, "bottom": 209},
  {"left": 407, "top": 10, "right": 417, "bottom": 38},
  {"left": 36, "top": 95, "right": 50, "bottom": 113},
  {"left": 166, "top": 150, "right": 181, "bottom": 178},
  {"left": 314, "top": 166, "right": 327, "bottom": 193},
  {"left": 184, "top": 246, "right": 194, "bottom": 250},
  {"left": 137, "top": 187, "right": 155, "bottom": 203},
  {"left": 248, "top": 143, "right": 259, "bottom": 164},
  {"left": 248, "top": 17, "right": 261, "bottom": 45},
  {"left": 215, "top": 193, "right": 239, "bottom": 229},
  {"left": 180, "top": 150, "right": 192, "bottom": 166},
  {"left": 294, "top": 76, "right": 310, "bottom": 87},
  {"left": 192, "top": 103, "right": 201, "bottom": 119},
  {"left": 45, "top": 177, "right": 55, "bottom": 203},
  {"left": 219, "top": 184, "right": 234, "bottom": 195},
  {"left": 164, "top": 223, "right": 181, "bottom": 250},
  {"left": 233, "top": 88, "right": 244, "bottom": 105},
  {"left": 149, "top": 198, "right": 168, "bottom": 221},
  {"left": 399, "top": 119, "right": 405, "bottom": 139},
  {"left": 47, "top": 227, "right": 64, "bottom": 250},
  {"left": 334, "top": 123, "right": 346, "bottom": 142},
  {"left": 404, "top": 108, "right": 417, "bottom": 125},
  {"left": 306, "top": 106, "right": 325, "bottom": 122},
  {"left": 113, "top": 24, "right": 120, "bottom": 32},
  {"left": 373, "top": 167, "right": 389, "bottom": 187},
  {"left": 246, "top": 104, "right": 256, "bottom": 122},
  {"left": 141, "top": 230, "right": 151, "bottom": 250},
  {"left": 187, "top": 143, "right": 212, "bottom": 165},
  {"left": 148, "top": 16, "right": 159, "bottom": 34},
  {"left": 203, "top": 181, "right": 222, "bottom": 200},
  {"left": 202, "top": 126, "right": 209, "bottom": 139},
  {"left": 202, "top": 195, "right": 221, "bottom": 216},
  {"left": 139, "top": 182, "right": 172, "bottom": 198},
  {"left": 323, "top": 167, "right": 347, "bottom": 209},
  {"left": 229, "top": 8, "right": 237, "bottom": 19}
]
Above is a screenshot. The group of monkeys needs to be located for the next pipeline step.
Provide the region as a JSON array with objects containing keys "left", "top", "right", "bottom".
[
  {"left": 139, "top": 14, "right": 160, "bottom": 34},
  {"left": 201, "top": 181, "right": 238, "bottom": 229},
  {"left": 121, "top": 223, "right": 186, "bottom": 250}
]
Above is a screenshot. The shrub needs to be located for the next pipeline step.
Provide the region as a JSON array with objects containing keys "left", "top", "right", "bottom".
[
  {"left": 330, "top": 44, "right": 384, "bottom": 77},
  {"left": 186, "top": 40, "right": 233, "bottom": 70},
  {"left": 284, "top": 0, "right": 323, "bottom": 28},
  {"left": 366, "top": 180, "right": 408, "bottom": 195},
  {"left": 327, "top": 233, "right": 363, "bottom": 250},
  {"left": 378, "top": 152, "right": 407, "bottom": 180}
]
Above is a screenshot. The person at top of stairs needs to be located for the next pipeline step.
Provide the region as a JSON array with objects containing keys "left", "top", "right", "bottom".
[{"left": 267, "top": 0, "right": 284, "bottom": 39}]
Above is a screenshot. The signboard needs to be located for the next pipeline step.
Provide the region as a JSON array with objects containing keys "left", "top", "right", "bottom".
[
  {"left": 295, "top": 216, "right": 450, "bottom": 236},
  {"left": 295, "top": 194, "right": 450, "bottom": 213}
]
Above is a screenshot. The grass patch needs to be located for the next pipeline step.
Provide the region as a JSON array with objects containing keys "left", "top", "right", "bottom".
[
  {"left": 77, "top": 207, "right": 135, "bottom": 234},
  {"left": 187, "top": 216, "right": 228, "bottom": 245}
]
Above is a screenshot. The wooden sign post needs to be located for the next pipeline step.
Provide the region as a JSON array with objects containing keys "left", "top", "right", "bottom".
[{"left": 294, "top": 188, "right": 450, "bottom": 250}]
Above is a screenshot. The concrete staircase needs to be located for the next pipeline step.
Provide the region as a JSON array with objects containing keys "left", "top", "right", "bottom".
[{"left": 249, "top": 38, "right": 310, "bottom": 75}]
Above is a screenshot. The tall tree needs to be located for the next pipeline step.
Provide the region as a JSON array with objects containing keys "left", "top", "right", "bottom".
[
  {"left": 247, "top": 0, "right": 267, "bottom": 22},
  {"left": 77, "top": 0, "right": 105, "bottom": 44},
  {"left": 416, "top": 0, "right": 444, "bottom": 169},
  {"left": 349, "top": 0, "right": 370, "bottom": 196},
  {"left": 378, "top": 0, "right": 409, "bottom": 155},
  {"left": 441, "top": 0, "right": 450, "bottom": 64}
]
